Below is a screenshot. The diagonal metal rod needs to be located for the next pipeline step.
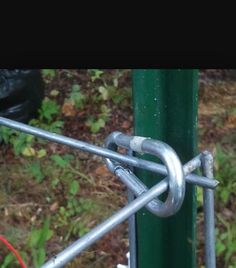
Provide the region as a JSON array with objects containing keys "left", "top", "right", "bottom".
[
  {"left": 40, "top": 178, "right": 169, "bottom": 268},
  {"left": 0, "top": 117, "right": 218, "bottom": 189}
]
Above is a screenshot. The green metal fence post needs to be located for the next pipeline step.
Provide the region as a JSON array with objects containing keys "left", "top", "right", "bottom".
[{"left": 132, "top": 69, "right": 198, "bottom": 268}]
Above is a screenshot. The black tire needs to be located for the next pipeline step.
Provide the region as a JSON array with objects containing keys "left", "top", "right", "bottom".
[{"left": 0, "top": 69, "right": 45, "bottom": 123}]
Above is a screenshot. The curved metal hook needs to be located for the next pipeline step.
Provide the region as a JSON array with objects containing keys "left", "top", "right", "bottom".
[{"left": 105, "top": 132, "right": 185, "bottom": 217}]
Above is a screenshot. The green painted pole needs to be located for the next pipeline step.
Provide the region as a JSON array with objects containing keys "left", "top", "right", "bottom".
[{"left": 132, "top": 69, "right": 198, "bottom": 268}]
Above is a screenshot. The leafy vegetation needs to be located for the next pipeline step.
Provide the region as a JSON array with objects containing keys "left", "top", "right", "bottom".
[
  {"left": 214, "top": 146, "right": 236, "bottom": 205},
  {"left": 41, "top": 69, "right": 56, "bottom": 82},
  {"left": 0, "top": 69, "right": 131, "bottom": 267},
  {"left": 65, "top": 84, "right": 86, "bottom": 109},
  {"left": 215, "top": 216, "right": 236, "bottom": 267},
  {"left": 27, "top": 218, "right": 54, "bottom": 267},
  {"left": 198, "top": 73, "right": 236, "bottom": 267}
]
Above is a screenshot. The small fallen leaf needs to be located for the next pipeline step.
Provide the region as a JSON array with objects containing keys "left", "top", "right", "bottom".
[
  {"left": 113, "top": 78, "right": 118, "bottom": 87},
  {"left": 98, "top": 86, "right": 109, "bottom": 100},
  {"left": 4, "top": 208, "right": 9, "bottom": 216},
  {"left": 18, "top": 211, "right": 23, "bottom": 217},
  {"left": 94, "top": 165, "right": 109, "bottom": 176},
  {"left": 22, "top": 147, "right": 36, "bottom": 157},
  {"left": 30, "top": 215, "right": 37, "bottom": 222},
  {"left": 50, "top": 89, "right": 59, "bottom": 97},
  {"left": 37, "top": 149, "right": 47, "bottom": 158},
  {"left": 225, "top": 114, "right": 236, "bottom": 129},
  {"left": 62, "top": 102, "right": 77, "bottom": 116},
  {"left": 50, "top": 202, "right": 59, "bottom": 212}
]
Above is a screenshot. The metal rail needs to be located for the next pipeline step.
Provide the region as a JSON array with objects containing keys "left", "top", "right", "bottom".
[
  {"left": 0, "top": 117, "right": 218, "bottom": 189},
  {"left": 201, "top": 151, "right": 216, "bottom": 268}
]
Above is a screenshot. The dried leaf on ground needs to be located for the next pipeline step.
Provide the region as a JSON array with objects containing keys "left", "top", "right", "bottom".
[{"left": 62, "top": 102, "right": 77, "bottom": 116}]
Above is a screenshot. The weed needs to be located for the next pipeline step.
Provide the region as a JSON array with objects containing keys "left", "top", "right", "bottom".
[
  {"left": 86, "top": 117, "right": 106, "bottom": 133},
  {"left": 41, "top": 154, "right": 98, "bottom": 241},
  {"left": 85, "top": 104, "right": 111, "bottom": 133},
  {"left": 39, "top": 99, "right": 60, "bottom": 122},
  {"left": 30, "top": 98, "right": 63, "bottom": 134},
  {"left": 98, "top": 86, "right": 109, "bottom": 100},
  {"left": 50, "top": 154, "right": 74, "bottom": 168},
  {"left": 27, "top": 218, "right": 54, "bottom": 267},
  {"left": 214, "top": 145, "right": 236, "bottom": 204},
  {"left": 197, "top": 187, "right": 203, "bottom": 207},
  {"left": 0, "top": 97, "right": 63, "bottom": 157},
  {"left": 0, "top": 125, "right": 13, "bottom": 144},
  {"left": 0, "top": 126, "right": 35, "bottom": 156},
  {"left": 27, "top": 161, "right": 45, "bottom": 183},
  {"left": 1, "top": 219, "right": 53, "bottom": 268},
  {"left": 69, "top": 84, "right": 86, "bottom": 109},
  {"left": 88, "top": 69, "right": 104, "bottom": 82},
  {"left": 1, "top": 251, "right": 28, "bottom": 268},
  {"left": 216, "top": 214, "right": 236, "bottom": 266},
  {"left": 69, "top": 179, "right": 80, "bottom": 195},
  {"left": 42, "top": 69, "right": 56, "bottom": 81},
  {"left": 212, "top": 145, "right": 236, "bottom": 266},
  {"left": 55, "top": 198, "right": 96, "bottom": 241}
]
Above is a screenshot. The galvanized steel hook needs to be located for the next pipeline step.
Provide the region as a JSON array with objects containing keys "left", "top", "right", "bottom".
[{"left": 105, "top": 132, "right": 185, "bottom": 217}]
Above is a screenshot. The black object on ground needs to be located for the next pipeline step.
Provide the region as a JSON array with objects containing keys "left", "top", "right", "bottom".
[{"left": 0, "top": 69, "right": 45, "bottom": 123}]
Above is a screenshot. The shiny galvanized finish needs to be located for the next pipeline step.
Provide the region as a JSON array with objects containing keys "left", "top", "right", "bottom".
[
  {"left": 106, "top": 133, "right": 185, "bottom": 217},
  {"left": 127, "top": 189, "right": 137, "bottom": 268},
  {"left": 0, "top": 117, "right": 218, "bottom": 189},
  {"left": 201, "top": 151, "right": 216, "bottom": 268},
  {"left": 127, "top": 149, "right": 137, "bottom": 268},
  {"left": 108, "top": 157, "right": 200, "bottom": 217},
  {"left": 105, "top": 132, "right": 218, "bottom": 189},
  {"left": 133, "top": 70, "right": 199, "bottom": 268}
]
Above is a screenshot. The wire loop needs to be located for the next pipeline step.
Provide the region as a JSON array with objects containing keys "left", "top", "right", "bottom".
[{"left": 105, "top": 132, "right": 185, "bottom": 217}]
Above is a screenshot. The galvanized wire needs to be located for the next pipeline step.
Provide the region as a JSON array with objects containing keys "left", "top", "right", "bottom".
[
  {"left": 0, "top": 117, "right": 218, "bottom": 189},
  {"left": 201, "top": 151, "right": 216, "bottom": 268}
]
